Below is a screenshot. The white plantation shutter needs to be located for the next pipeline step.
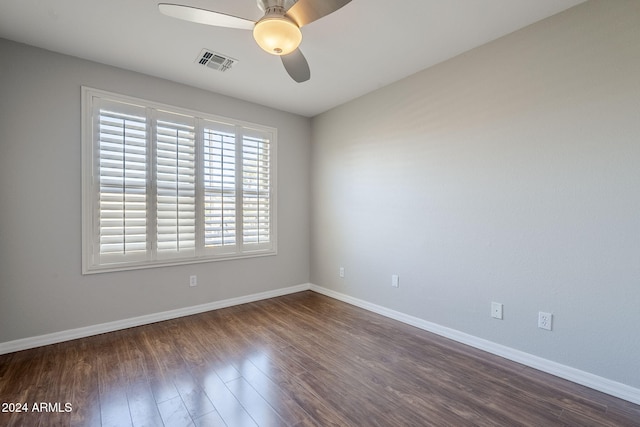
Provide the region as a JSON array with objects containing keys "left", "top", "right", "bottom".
[
  {"left": 82, "top": 88, "right": 276, "bottom": 273},
  {"left": 155, "top": 112, "right": 196, "bottom": 259},
  {"left": 95, "top": 100, "right": 149, "bottom": 265},
  {"left": 203, "top": 121, "right": 237, "bottom": 251},
  {"left": 242, "top": 129, "right": 271, "bottom": 249}
]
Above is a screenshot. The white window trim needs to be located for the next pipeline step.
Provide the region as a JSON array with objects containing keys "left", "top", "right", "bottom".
[{"left": 81, "top": 87, "right": 277, "bottom": 274}]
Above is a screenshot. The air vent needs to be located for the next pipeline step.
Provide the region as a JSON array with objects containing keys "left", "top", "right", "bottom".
[{"left": 196, "top": 49, "right": 237, "bottom": 72}]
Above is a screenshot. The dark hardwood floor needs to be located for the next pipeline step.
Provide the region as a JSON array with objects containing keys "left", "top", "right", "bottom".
[{"left": 0, "top": 291, "right": 638, "bottom": 426}]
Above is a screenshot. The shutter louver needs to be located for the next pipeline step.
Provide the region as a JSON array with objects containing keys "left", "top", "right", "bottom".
[
  {"left": 203, "top": 125, "right": 236, "bottom": 248},
  {"left": 97, "top": 106, "right": 148, "bottom": 262},
  {"left": 156, "top": 115, "right": 196, "bottom": 259},
  {"left": 243, "top": 133, "right": 271, "bottom": 246}
]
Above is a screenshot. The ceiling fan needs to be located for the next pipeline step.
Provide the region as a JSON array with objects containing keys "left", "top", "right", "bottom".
[{"left": 159, "top": 0, "right": 353, "bottom": 83}]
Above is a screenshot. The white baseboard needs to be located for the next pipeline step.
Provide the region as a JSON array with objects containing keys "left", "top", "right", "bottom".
[
  {"left": 0, "top": 283, "right": 311, "bottom": 356},
  {"left": 309, "top": 284, "right": 640, "bottom": 406}
]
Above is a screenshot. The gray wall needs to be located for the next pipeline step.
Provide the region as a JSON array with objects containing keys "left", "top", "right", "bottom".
[
  {"left": 311, "top": 0, "right": 640, "bottom": 388},
  {"left": 0, "top": 38, "right": 311, "bottom": 343}
]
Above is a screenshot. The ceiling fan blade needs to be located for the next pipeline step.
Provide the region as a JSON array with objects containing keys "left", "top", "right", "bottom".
[
  {"left": 158, "top": 3, "right": 255, "bottom": 30},
  {"left": 285, "top": 0, "right": 352, "bottom": 28},
  {"left": 281, "top": 48, "right": 310, "bottom": 83}
]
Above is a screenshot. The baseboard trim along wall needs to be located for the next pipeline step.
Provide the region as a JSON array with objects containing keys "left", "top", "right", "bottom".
[
  {"left": 308, "top": 284, "right": 640, "bottom": 406},
  {"left": 1, "top": 282, "right": 638, "bottom": 405},
  {"left": 0, "top": 283, "right": 311, "bottom": 356}
]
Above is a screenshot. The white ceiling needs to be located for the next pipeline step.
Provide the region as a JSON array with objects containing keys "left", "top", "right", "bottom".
[{"left": 0, "top": 0, "right": 586, "bottom": 117}]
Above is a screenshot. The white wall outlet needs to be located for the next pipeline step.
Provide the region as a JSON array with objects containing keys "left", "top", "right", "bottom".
[
  {"left": 189, "top": 275, "right": 197, "bottom": 287},
  {"left": 491, "top": 302, "right": 503, "bottom": 319},
  {"left": 391, "top": 274, "right": 399, "bottom": 288},
  {"left": 538, "top": 312, "right": 553, "bottom": 330},
  {"left": 339, "top": 267, "right": 345, "bottom": 278}
]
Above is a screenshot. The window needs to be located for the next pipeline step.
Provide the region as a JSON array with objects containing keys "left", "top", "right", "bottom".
[{"left": 82, "top": 87, "right": 276, "bottom": 273}]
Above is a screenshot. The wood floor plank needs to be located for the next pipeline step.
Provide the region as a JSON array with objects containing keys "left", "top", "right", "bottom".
[
  {"left": 0, "top": 291, "right": 638, "bottom": 426},
  {"left": 30, "top": 346, "right": 67, "bottom": 427},
  {"left": 0, "top": 347, "right": 47, "bottom": 427},
  {"left": 69, "top": 342, "right": 101, "bottom": 427},
  {"left": 226, "top": 377, "right": 286, "bottom": 427},
  {"left": 115, "top": 331, "right": 164, "bottom": 427},
  {"left": 180, "top": 315, "right": 242, "bottom": 383},
  {"left": 138, "top": 327, "right": 182, "bottom": 405},
  {"left": 173, "top": 370, "right": 216, "bottom": 420},
  {"left": 126, "top": 380, "right": 165, "bottom": 427},
  {"left": 96, "top": 336, "right": 133, "bottom": 427},
  {"left": 199, "top": 366, "right": 258, "bottom": 427},
  {"left": 237, "top": 356, "right": 316, "bottom": 425},
  {"left": 193, "top": 409, "right": 226, "bottom": 427},
  {"left": 157, "top": 395, "right": 194, "bottom": 427}
]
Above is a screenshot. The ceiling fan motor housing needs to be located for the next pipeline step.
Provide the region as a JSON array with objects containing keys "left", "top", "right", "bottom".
[{"left": 257, "top": 0, "right": 298, "bottom": 13}]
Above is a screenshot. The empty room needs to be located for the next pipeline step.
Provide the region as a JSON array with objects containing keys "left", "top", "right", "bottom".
[{"left": 1, "top": 0, "right": 639, "bottom": 425}]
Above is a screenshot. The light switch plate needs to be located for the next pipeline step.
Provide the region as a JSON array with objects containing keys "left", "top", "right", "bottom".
[{"left": 391, "top": 274, "right": 399, "bottom": 288}]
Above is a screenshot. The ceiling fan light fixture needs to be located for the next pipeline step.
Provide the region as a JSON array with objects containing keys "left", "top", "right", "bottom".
[{"left": 253, "top": 16, "right": 302, "bottom": 55}]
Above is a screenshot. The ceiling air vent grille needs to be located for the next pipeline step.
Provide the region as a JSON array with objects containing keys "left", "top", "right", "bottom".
[{"left": 196, "top": 49, "right": 237, "bottom": 72}]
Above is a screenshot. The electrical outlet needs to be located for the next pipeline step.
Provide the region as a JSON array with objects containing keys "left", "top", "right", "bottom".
[
  {"left": 391, "top": 274, "right": 399, "bottom": 288},
  {"left": 538, "top": 312, "right": 552, "bottom": 330},
  {"left": 339, "top": 267, "right": 345, "bottom": 278},
  {"left": 491, "top": 302, "right": 503, "bottom": 319},
  {"left": 189, "top": 275, "right": 197, "bottom": 287}
]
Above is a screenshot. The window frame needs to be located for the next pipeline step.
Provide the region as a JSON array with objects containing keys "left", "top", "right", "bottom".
[{"left": 81, "top": 87, "right": 277, "bottom": 274}]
